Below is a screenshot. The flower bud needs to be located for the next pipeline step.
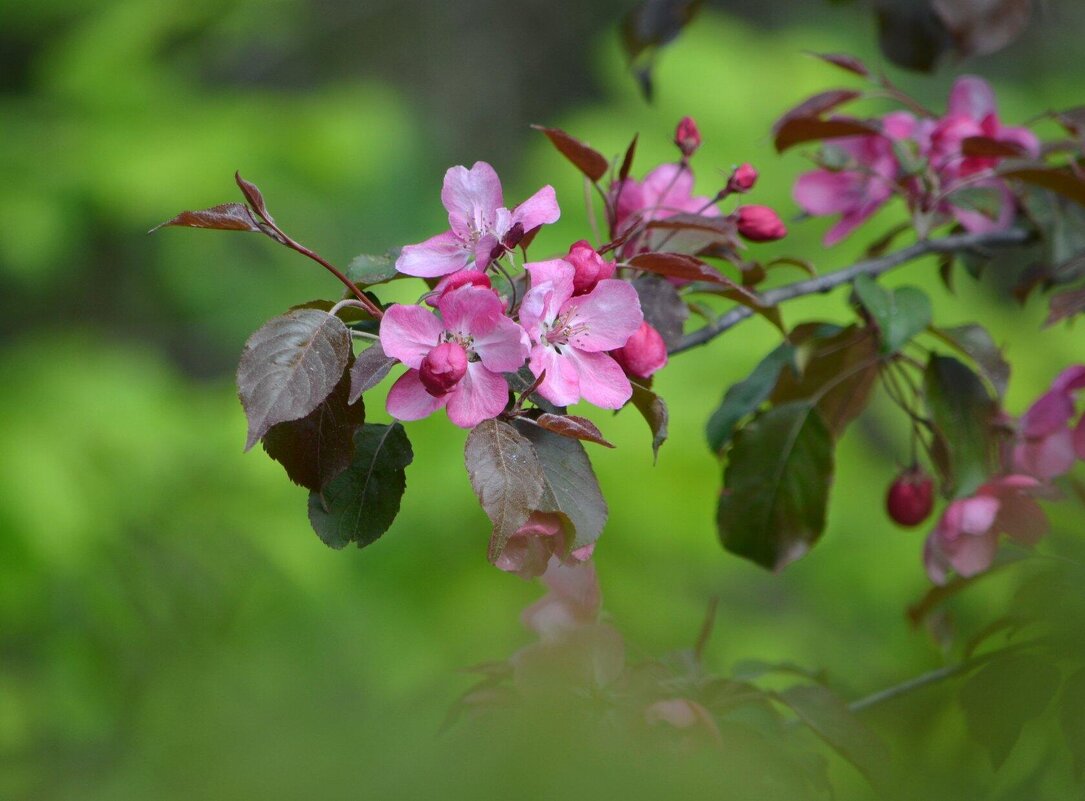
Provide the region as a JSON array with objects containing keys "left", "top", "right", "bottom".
[
  {"left": 612, "top": 321, "right": 667, "bottom": 379},
  {"left": 427, "top": 270, "right": 492, "bottom": 307},
  {"left": 727, "top": 163, "right": 758, "bottom": 193},
  {"left": 565, "top": 240, "right": 615, "bottom": 295},
  {"left": 674, "top": 116, "right": 702, "bottom": 158},
  {"left": 419, "top": 341, "right": 468, "bottom": 397},
  {"left": 886, "top": 467, "right": 934, "bottom": 527},
  {"left": 735, "top": 205, "right": 787, "bottom": 242}
]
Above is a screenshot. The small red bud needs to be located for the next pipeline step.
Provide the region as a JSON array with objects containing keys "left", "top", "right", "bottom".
[
  {"left": 426, "top": 270, "right": 492, "bottom": 307},
  {"left": 674, "top": 116, "right": 702, "bottom": 158},
  {"left": 735, "top": 205, "right": 787, "bottom": 242},
  {"left": 886, "top": 467, "right": 934, "bottom": 527},
  {"left": 612, "top": 321, "right": 667, "bottom": 379},
  {"left": 727, "top": 163, "right": 758, "bottom": 193},
  {"left": 565, "top": 240, "right": 615, "bottom": 295},
  {"left": 419, "top": 341, "right": 468, "bottom": 397}
]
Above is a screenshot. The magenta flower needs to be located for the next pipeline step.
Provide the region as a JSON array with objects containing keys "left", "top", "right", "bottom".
[
  {"left": 609, "top": 163, "right": 722, "bottom": 256},
  {"left": 1013, "top": 364, "right": 1085, "bottom": 478},
  {"left": 519, "top": 259, "right": 643, "bottom": 409},
  {"left": 495, "top": 512, "right": 595, "bottom": 580},
  {"left": 564, "top": 240, "right": 615, "bottom": 295},
  {"left": 396, "top": 161, "right": 560, "bottom": 278},
  {"left": 734, "top": 204, "right": 788, "bottom": 242},
  {"left": 380, "top": 285, "right": 529, "bottom": 428},
  {"left": 923, "top": 475, "right": 1047, "bottom": 584}
]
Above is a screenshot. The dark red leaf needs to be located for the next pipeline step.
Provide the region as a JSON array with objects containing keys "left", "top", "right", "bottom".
[
  {"left": 535, "top": 413, "right": 615, "bottom": 448},
  {"left": 620, "top": 0, "right": 704, "bottom": 61},
  {"left": 774, "top": 116, "right": 878, "bottom": 154},
  {"left": 532, "top": 126, "right": 609, "bottom": 183},
  {"left": 348, "top": 342, "right": 397, "bottom": 403},
  {"left": 1046, "top": 285, "right": 1085, "bottom": 327},
  {"left": 1002, "top": 167, "right": 1085, "bottom": 207},
  {"left": 629, "top": 251, "right": 724, "bottom": 283},
  {"left": 151, "top": 203, "right": 261, "bottom": 233},
  {"left": 961, "top": 136, "right": 1028, "bottom": 158},
  {"left": 773, "top": 89, "right": 861, "bottom": 135},
  {"left": 1054, "top": 106, "right": 1085, "bottom": 137},
  {"left": 810, "top": 52, "right": 870, "bottom": 77},
  {"left": 234, "top": 172, "right": 274, "bottom": 224},
  {"left": 629, "top": 382, "right": 668, "bottom": 460},
  {"left": 619, "top": 133, "right": 639, "bottom": 182}
]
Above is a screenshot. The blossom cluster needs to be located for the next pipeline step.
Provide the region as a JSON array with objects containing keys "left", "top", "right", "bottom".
[{"left": 794, "top": 76, "right": 1040, "bottom": 244}]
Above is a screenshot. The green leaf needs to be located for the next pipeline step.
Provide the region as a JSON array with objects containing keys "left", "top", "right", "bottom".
[
  {"left": 929, "top": 324, "right": 1010, "bottom": 399},
  {"left": 706, "top": 342, "right": 795, "bottom": 454},
  {"left": 307, "top": 422, "right": 413, "bottom": 549},
  {"left": 959, "top": 652, "right": 1061, "bottom": 770},
  {"left": 345, "top": 248, "right": 403, "bottom": 288},
  {"left": 853, "top": 275, "right": 932, "bottom": 355},
  {"left": 717, "top": 402, "right": 834, "bottom": 570},
  {"left": 946, "top": 186, "right": 1005, "bottom": 221},
  {"left": 1060, "top": 667, "right": 1085, "bottom": 780},
  {"left": 629, "top": 382, "right": 669, "bottom": 460},
  {"left": 923, "top": 355, "right": 997, "bottom": 498}
]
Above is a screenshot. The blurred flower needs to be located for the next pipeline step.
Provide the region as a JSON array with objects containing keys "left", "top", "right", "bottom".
[
  {"left": 674, "top": 116, "right": 702, "bottom": 158},
  {"left": 609, "top": 163, "right": 722, "bottom": 255},
  {"left": 727, "top": 162, "right": 758, "bottom": 193},
  {"left": 520, "top": 558, "right": 601, "bottom": 637},
  {"left": 1013, "top": 364, "right": 1085, "bottom": 478}
]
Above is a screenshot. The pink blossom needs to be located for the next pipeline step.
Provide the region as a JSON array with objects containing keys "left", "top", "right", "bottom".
[
  {"left": 380, "top": 285, "right": 529, "bottom": 428},
  {"left": 425, "top": 270, "right": 492, "bottom": 307},
  {"left": 1013, "top": 364, "right": 1085, "bottom": 479},
  {"left": 494, "top": 512, "right": 595, "bottom": 580},
  {"left": 734, "top": 204, "right": 787, "bottom": 242},
  {"left": 396, "top": 161, "right": 560, "bottom": 278},
  {"left": 609, "top": 163, "right": 722, "bottom": 256},
  {"left": 519, "top": 259, "right": 643, "bottom": 409},
  {"left": 727, "top": 163, "right": 758, "bottom": 193},
  {"left": 674, "top": 116, "right": 702, "bottom": 158},
  {"left": 612, "top": 321, "right": 667, "bottom": 378},
  {"left": 923, "top": 475, "right": 1047, "bottom": 584},
  {"left": 564, "top": 240, "right": 615, "bottom": 295}
]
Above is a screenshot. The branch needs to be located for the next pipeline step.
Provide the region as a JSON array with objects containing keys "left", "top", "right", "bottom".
[{"left": 669, "top": 228, "right": 1031, "bottom": 355}]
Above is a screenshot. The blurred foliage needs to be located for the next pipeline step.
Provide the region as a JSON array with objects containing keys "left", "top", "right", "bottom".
[{"left": 2, "top": 0, "right": 1085, "bottom": 798}]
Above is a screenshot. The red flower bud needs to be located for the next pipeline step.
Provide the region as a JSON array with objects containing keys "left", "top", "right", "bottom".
[
  {"left": 419, "top": 341, "right": 468, "bottom": 397},
  {"left": 565, "top": 240, "right": 615, "bottom": 295},
  {"left": 727, "top": 163, "right": 758, "bottom": 193},
  {"left": 735, "top": 205, "right": 787, "bottom": 242},
  {"left": 427, "top": 270, "right": 493, "bottom": 307},
  {"left": 612, "top": 321, "right": 667, "bottom": 379},
  {"left": 674, "top": 116, "right": 702, "bottom": 158},
  {"left": 886, "top": 467, "right": 934, "bottom": 527}
]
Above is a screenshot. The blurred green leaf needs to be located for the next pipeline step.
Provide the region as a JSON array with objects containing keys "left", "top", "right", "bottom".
[
  {"left": 923, "top": 355, "right": 997, "bottom": 498},
  {"left": 706, "top": 342, "right": 795, "bottom": 454},
  {"left": 853, "top": 275, "right": 932, "bottom": 355}
]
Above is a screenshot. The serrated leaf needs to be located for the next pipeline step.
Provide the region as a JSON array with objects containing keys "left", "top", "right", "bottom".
[
  {"left": 152, "top": 203, "right": 261, "bottom": 233},
  {"left": 706, "top": 343, "right": 795, "bottom": 454},
  {"left": 632, "top": 274, "right": 688, "bottom": 348},
  {"left": 532, "top": 126, "right": 609, "bottom": 182},
  {"left": 629, "top": 382, "right": 668, "bottom": 460},
  {"left": 534, "top": 413, "right": 614, "bottom": 448},
  {"left": 516, "top": 422, "right": 608, "bottom": 551},
  {"left": 465, "top": 419, "right": 546, "bottom": 561},
  {"left": 718, "top": 402, "right": 834, "bottom": 571},
  {"left": 348, "top": 342, "right": 397, "bottom": 403},
  {"left": 307, "top": 423, "right": 413, "bottom": 549},
  {"left": 262, "top": 363, "right": 365, "bottom": 492},
  {"left": 924, "top": 355, "right": 997, "bottom": 498},
  {"left": 929, "top": 324, "right": 1010, "bottom": 398},
  {"left": 853, "top": 275, "right": 932, "bottom": 355},
  {"left": 237, "top": 310, "right": 352, "bottom": 450},
  {"left": 959, "top": 652, "right": 1060, "bottom": 769},
  {"left": 345, "top": 249, "right": 403, "bottom": 287}
]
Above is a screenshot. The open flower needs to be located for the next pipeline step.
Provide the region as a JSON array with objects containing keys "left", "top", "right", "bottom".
[
  {"left": 609, "top": 163, "right": 722, "bottom": 256},
  {"left": 380, "top": 285, "right": 529, "bottom": 428},
  {"left": 519, "top": 259, "right": 643, "bottom": 409},
  {"left": 1013, "top": 364, "right": 1085, "bottom": 478},
  {"left": 396, "top": 161, "right": 560, "bottom": 277}
]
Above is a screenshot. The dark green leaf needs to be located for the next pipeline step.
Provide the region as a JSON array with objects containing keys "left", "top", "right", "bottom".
[
  {"left": 237, "top": 309, "right": 352, "bottom": 450},
  {"left": 717, "top": 402, "right": 834, "bottom": 571},
  {"left": 924, "top": 355, "right": 997, "bottom": 498},
  {"left": 929, "top": 324, "right": 1010, "bottom": 398},
  {"left": 345, "top": 249, "right": 403, "bottom": 288},
  {"left": 959, "top": 652, "right": 1060, "bottom": 769},
  {"left": 348, "top": 342, "right": 397, "bottom": 403},
  {"left": 1060, "top": 667, "right": 1085, "bottom": 780},
  {"left": 307, "top": 423, "right": 413, "bottom": 549},
  {"left": 151, "top": 202, "right": 261, "bottom": 233},
  {"left": 706, "top": 342, "right": 795, "bottom": 454},
  {"left": 853, "top": 275, "right": 932, "bottom": 355},
  {"left": 465, "top": 419, "right": 546, "bottom": 562},
  {"left": 629, "top": 382, "right": 669, "bottom": 460},
  {"left": 532, "top": 126, "right": 609, "bottom": 183}
]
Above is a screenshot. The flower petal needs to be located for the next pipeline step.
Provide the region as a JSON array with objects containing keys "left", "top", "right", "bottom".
[
  {"left": 564, "top": 279, "right": 643, "bottom": 352},
  {"left": 471, "top": 314, "right": 530, "bottom": 373},
  {"left": 396, "top": 230, "right": 470, "bottom": 278},
  {"left": 944, "top": 527, "right": 999, "bottom": 578},
  {"left": 511, "top": 185, "right": 561, "bottom": 232},
  {"left": 1052, "top": 364, "right": 1085, "bottom": 394},
  {"left": 563, "top": 348, "right": 632, "bottom": 409},
  {"left": 444, "top": 362, "right": 509, "bottom": 428},
  {"left": 386, "top": 369, "right": 447, "bottom": 421},
  {"left": 1021, "top": 390, "right": 1075, "bottom": 438},
  {"left": 793, "top": 170, "right": 866, "bottom": 216},
  {"left": 437, "top": 284, "right": 502, "bottom": 338},
  {"left": 442, "top": 162, "right": 503, "bottom": 239},
  {"left": 949, "top": 75, "right": 997, "bottom": 121},
  {"left": 1014, "top": 429, "right": 1076, "bottom": 479},
  {"left": 380, "top": 304, "right": 444, "bottom": 369},
  {"left": 530, "top": 344, "right": 580, "bottom": 407},
  {"left": 1074, "top": 413, "right": 1085, "bottom": 461}
]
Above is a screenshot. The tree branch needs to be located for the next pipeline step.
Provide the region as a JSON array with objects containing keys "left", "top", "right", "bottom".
[{"left": 669, "top": 228, "right": 1031, "bottom": 355}]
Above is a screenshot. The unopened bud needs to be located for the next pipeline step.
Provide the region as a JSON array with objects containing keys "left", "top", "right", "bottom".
[
  {"left": 735, "top": 205, "right": 787, "bottom": 242},
  {"left": 566, "top": 240, "right": 616, "bottom": 295},
  {"left": 502, "top": 222, "right": 525, "bottom": 250},
  {"left": 419, "top": 341, "right": 468, "bottom": 397},
  {"left": 674, "top": 116, "right": 702, "bottom": 158},
  {"left": 612, "top": 321, "right": 667, "bottom": 379},
  {"left": 727, "top": 163, "right": 758, "bottom": 193},
  {"left": 886, "top": 467, "right": 934, "bottom": 527}
]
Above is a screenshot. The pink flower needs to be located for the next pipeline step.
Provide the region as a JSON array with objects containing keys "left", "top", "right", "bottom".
[
  {"left": 727, "top": 163, "right": 758, "bottom": 193},
  {"left": 520, "top": 558, "right": 601, "bottom": 639},
  {"left": 734, "top": 205, "right": 787, "bottom": 242},
  {"left": 923, "top": 475, "right": 1047, "bottom": 584},
  {"left": 609, "top": 163, "right": 722, "bottom": 256},
  {"left": 674, "top": 116, "right": 702, "bottom": 158},
  {"left": 612, "top": 321, "right": 667, "bottom": 379},
  {"left": 396, "top": 161, "right": 560, "bottom": 278},
  {"left": 519, "top": 259, "right": 643, "bottom": 409},
  {"left": 425, "top": 269, "right": 492, "bottom": 307},
  {"left": 495, "top": 512, "right": 596, "bottom": 580},
  {"left": 564, "top": 240, "right": 615, "bottom": 295},
  {"left": 1013, "top": 364, "right": 1085, "bottom": 479},
  {"left": 380, "top": 285, "right": 529, "bottom": 428}
]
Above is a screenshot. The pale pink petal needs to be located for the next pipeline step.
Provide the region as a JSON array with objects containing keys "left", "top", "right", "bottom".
[
  {"left": 522, "top": 558, "right": 600, "bottom": 637},
  {"left": 511, "top": 185, "right": 561, "bottom": 232},
  {"left": 379, "top": 304, "right": 444, "bottom": 369},
  {"left": 525, "top": 259, "right": 576, "bottom": 296},
  {"left": 396, "top": 230, "right": 471, "bottom": 278},
  {"left": 1074, "top": 414, "right": 1085, "bottom": 460},
  {"left": 1020, "top": 390, "right": 1074, "bottom": 438},
  {"left": 444, "top": 362, "right": 509, "bottom": 428},
  {"left": 998, "top": 125, "right": 1041, "bottom": 159},
  {"left": 521, "top": 260, "right": 576, "bottom": 334},
  {"left": 949, "top": 76, "right": 997, "bottom": 121},
  {"left": 956, "top": 495, "right": 1001, "bottom": 536},
  {"left": 470, "top": 314, "right": 530, "bottom": 373},
  {"left": 1052, "top": 364, "right": 1085, "bottom": 394},
  {"left": 944, "top": 528, "right": 999, "bottom": 577},
  {"left": 643, "top": 163, "right": 694, "bottom": 214},
  {"left": 442, "top": 162, "right": 503, "bottom": 239},
  {"left": 990, "top": 474, "right": 1042, "bottom": 491},
  {"left": 994, "top": 493, "right": 1048, "bottom": 546},
  {"left": 473, "top": 233, "right": 501, "bottom": 270},
  {"left": 564, "top": 279, "right": 643, "bottom": 352},
  {"left": 386, "top": 369, "right": 447, "bottom": 421},
  {"left": 530, "top": 345, "right": 580, "bottom": 407},
  {"left": 882, "top": 111, "right": 918, "bottom": 141},
  {"left": 1014, "top": 430, "right": 1076, "bottom": 479},
  {"left": 824, "top": 202, "right": 885, "bottom": 246},
  {"left": 563, "top": 348, "right": 632, "bottom": 409},
  {"left": 437, "top": 285, "right": 503, "bottom": 339}
]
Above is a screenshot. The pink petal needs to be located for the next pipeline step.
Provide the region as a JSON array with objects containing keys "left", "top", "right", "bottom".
[
  {"left": 563, "top": 348, "right": 632, "bottom": 409},
  {"left": 379, "top": 304, "right": 444, "bottom": 369},
  {"left": 442, "top": 162, "right": 503, "bottom": 240},
  {"left": 396, "top": 230, "right": 470, "bottom": 278},
  {"left": 564, "top": 279, "right": 644, "bottom": 352},
  {"left": 944, "top": 528, "right": 999, "bottom": 578},
  {"left": 470, "top": 314, "right": 530, "bottom": 374},
  {"left": 949, "top": 76, "right": 997, "bottom": 121},
  {"left": 957, "top": 495, "right": 1001, "bottom": 536},
  {"left": 522, "top": 561, "right": 600, "bottom": 638},
  {"left": 643, "top": 163, "right": 694, "bottom": 214},
  {"left": 437, "top": 285, "right": 503, "bottom": 339},
  {"left": 496, "top": 513, "right": 565, "bottom": 580},
  {"left": 444, "top": 362, "right": 509, "bottom": 428},
  {"left": 950, "top": 181, "right": 1015, "bottom": 234},
  {"left": 521, "top": 260, "right": 576, "bottom": 334},
  {"left": 1021, "top": 390, "right": 1074, "bottom": 438},
  {"left": 386, "top": 369, "right": 447, "bottom": 421},
  {"left": 1014, "top": 430, "right": 1076, "bottom": 479},
  {"left": 998, "top": 124, "right": 1041, "bottom": 159},
  {"left": 882, "top": 111, "right": 918, "bottom": 141},
  {"left": 1052, "top": 364, "right": 1085, "bottom": 394},
  {"left": 824, "top": 202, "right": 885, "bottom": 246},
  {"left": 924, "top": 535, "right": 951, "bottom": 585},
  {"left": 530, "top": 345, "right": 580, "bottom": 407},
  {"left": 511, "top": 185, "right": 561, "bottom": 232},
  {"left": 473, "top": 233, "right": 501, "bottom": 270},
  {"left": 793, "top": 170, "right": 865, "bottom": 216}
]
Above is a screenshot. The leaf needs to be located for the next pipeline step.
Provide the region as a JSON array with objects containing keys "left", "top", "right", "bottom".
[
  {"left": 929, "top": 324, "right": 1010, "bottom": 398},
  {"left": 778, "top": 684, "right": 890, "bottom": 787},
  {"left": 534, "top": 413, "right": 614, "bottom": 448},
  {"left": 236, "top": 310, "right": 352, "bottom": 450},
  {"left": 1002, "top": 167, "right": 1085, "bottom": 208},
  {"left": 775, "top": 89, "right": 862, "bottom": 129},
  {"left": 924, "top": 355, "right": 997, "bottom": 498},
  {"left": 773, "top": 117, "right": 880, "bottom": 154},
  {"left": 465, "top": 419, "right": 547, "bottom": 561},
  {"left": 151, "top": 203, "right": 261, "bottom": 233},
  {"left": 629, "top": 382, "right": 668, "bottom": 460},
  {"left": 809, "top": 52, "right": 870, "bottom": 77},
  {"left": 620, "top": 0, "right": 704, "bottom": 99},
  {"left": 516, "top": 422, "right": 609, "bottom": 550},
  {"left": 717, "top": 402, "right": 834, "bottom": 571},
  {"left": 706, "top": 342, "right": 796, "bottom": 454},
  {"left": 348, "top": 342, "right": 397, "bottom": 403},
  {"left": 1060, "top": 667, "right": 1085, "bottom": 780},
  {"left": 874, "top": 0, "right": 952, "bottom": 72},
  {"left": 959, "top": 652, "right": 1060, "bottom": 769},
  {"left": 629, "top": 251, "right": 725, "bottom": 283},
  {"left": 262, "top": 363, "right": 366, "bottom": 492},
  {"left": 307, "top": 423, "right": 414, "bottom": 549},
  {"left": 619, "top": 133, "right": 638, "bottom": 182},
  {"left": 960, "top": 135, "right": 1029, "bottom": 159},
  {"left": 235, "top": 171, "right": 273, "bottom": 224},
  {"left": 853, "top": 275, "right": 932, "bottom": 355},
  {"left": 1046, "top": 285, "right": 1085, "bottom": 327},
  {"left": 532, "top": 126, "right": 609, "bottom": 183},
  {"left": 345, "top": 249, "right": 403, "bottom": 288},
  {"left": 632, "top": 274, "right": 688, "bottom": 349},
  {"left": 931, "top": 0, "right": 1033, "bottom": 58}
]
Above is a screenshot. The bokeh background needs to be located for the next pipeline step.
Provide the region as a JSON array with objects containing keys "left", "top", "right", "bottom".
[{"left": 3, "top": 1, "right": 1084, "bottom": 798}]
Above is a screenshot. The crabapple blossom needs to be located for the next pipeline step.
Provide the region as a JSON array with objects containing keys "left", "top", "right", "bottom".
[
  {"left": 1013, "top": 364, "right": 1085, "bottom": 478},
  {"left": 380, "top": 285, "right": 529, "bottom": 428},
  {"left": 495, "top": 512, "right": 595, "bottom": 580},
  {"left": 735, "top": 205, "right": 787, "bottom": 242},
  {"left": 612, "top": 321, "right": 667, "bottom": 379},
  {"left": 519, "top": 259, "right": 643, "bottom": 409},
  {"left": 609, "top": 163, "right": 722, "bottom": 256},
  {"left": 396, "top": 161, "right": 560, "bottom": 278},
  {"left": 564, "top": 240, "right": 615, "bottom": 295},
  {"left": 425, "top": 269, "right": 492, "bottom": 307}
]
